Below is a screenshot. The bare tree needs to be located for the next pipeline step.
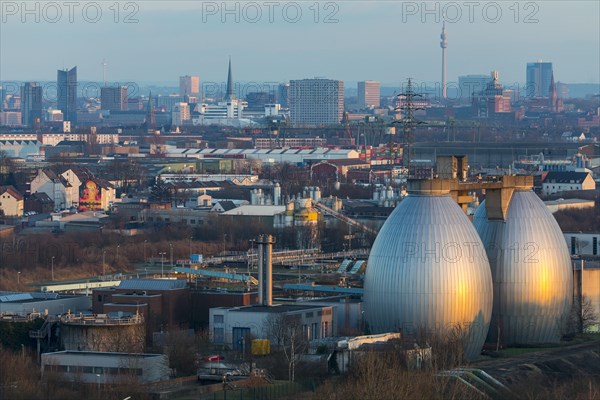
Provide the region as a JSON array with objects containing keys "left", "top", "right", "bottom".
[
  {"left": 582, "top": 296, "right": 599, "bottom": 333},
  {"left": 264, "top": 313, "right": 308, "bottom": 381}
]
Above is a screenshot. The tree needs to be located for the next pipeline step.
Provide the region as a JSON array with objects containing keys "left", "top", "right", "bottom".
[
  {"left": 581, "top": 296, "right": 599, "bottom": 333},
  {"left": 264, "top": 313, "right": 308, "bottom": 382},
  {"left": 150, "top": 178, "right": 172, "bottom": 203}
]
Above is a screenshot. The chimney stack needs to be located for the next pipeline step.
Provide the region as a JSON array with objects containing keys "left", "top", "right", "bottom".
[{"left": 255, "top": 234, "right": 276, "bottom": 306}]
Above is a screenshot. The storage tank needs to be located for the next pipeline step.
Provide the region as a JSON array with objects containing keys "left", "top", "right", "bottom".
[
  {"left": 273, "top": 182, "right": 281, "bottom": 206},
  {"left": 473, "top": 190, "right": 572, "bottom": 345},
  {"left": 364, "top": 184, "right": 493, "bottom": 360}
]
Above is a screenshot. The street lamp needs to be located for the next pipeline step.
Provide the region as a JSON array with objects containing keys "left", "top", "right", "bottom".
[
  {"left": 143, "top": 240, "right": 148, "bottom": 263},
  {"left": 17, "top": 271, "right": 21, "bottom": 286},
  {"left": 169, "top": 243, "right": 173, "bottom": 267},
  {"left": 102, "top": 250, "right": 106, "bottom": 276},
  {"left": 159, "top": 252, "right": 166, "bottom": 278},
  {"left": 223, "top": 233, "right": 227, "bottom": 255},
  {"left": 51, "top": 256, "right": 55, "bottom": 281},
  {"left": 189, "top": 236, "right": 193, "bottom": 258},
  {"left": 116, "top": 244, "right": 120, "bottom": 265}
]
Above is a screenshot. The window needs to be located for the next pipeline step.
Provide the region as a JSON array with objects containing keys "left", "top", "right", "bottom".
[
  {"left": 305, "top": 312, "right": 313, "bottom": 318},
  {"left": 593, "top": 237, "right": 598, "bottom": 256},
  {"left": 97, "top": 295, "right": 102, "bottom": 302},
  {"left": 571, "top": 236, "right": 577, "bottom": 255},
  {"left": 190, "top": 219, "right": 196, "bottom": 224},
  {"left": 213, "top": 314, "right": 224, "bottom": 323}
]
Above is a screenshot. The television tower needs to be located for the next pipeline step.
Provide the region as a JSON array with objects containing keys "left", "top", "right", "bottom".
[
  {"left": 101, "top": 59, "right": 108, "bottom": 87},
  {"left": 440, "top": 23, "right": 448, "bottom": 99}
]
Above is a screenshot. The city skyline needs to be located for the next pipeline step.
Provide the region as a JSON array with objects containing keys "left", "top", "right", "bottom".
[{"left": 1, "top": 1, "right": 598, "bottom": 84}]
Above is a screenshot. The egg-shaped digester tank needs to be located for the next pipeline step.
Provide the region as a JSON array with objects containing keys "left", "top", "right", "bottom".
[
  {"left": 473, "top": 190, "right": 573, "bottom": 345},
  {"left": 364, "top": 192, "right": 493, "bottom": 360}
]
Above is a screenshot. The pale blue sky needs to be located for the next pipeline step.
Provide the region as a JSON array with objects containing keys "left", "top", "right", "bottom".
[{"left": 1, "top": 1, "right": 598, "bottom": 85}]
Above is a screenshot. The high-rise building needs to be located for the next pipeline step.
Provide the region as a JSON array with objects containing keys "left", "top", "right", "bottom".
[
  {"left": 101, "top": 86, "right": 128, "bottom": 112},
  {"left": 526, "top": 61, "right": 553, "bottom": 97},
  {"left": 472, "top": 71, "right": 511, "bottom": 117},
  {"left": 0, "top": 86, "right": 6, "bottom": 110},
  {"left": 277, "top": 83, "right": 290, "bottom": 108},
  {"left": 289, "top": 79, "right": 344, "bottom": 126},
  {"left": 458, "top": 75, "right": 491, "bottom": 103},
  {"left": 57, "top": 66, "right": 77, "bottom": 123},
  {"left": 357, "top": 81, "right": 380, "bottom": 108},
  {"left": 20, "top": 82, "right": 43, "bottom": 127},
  {"left": 179, "top": 75, "right": 200, "bottom": 97},
  {"left": 172, "top": 102, "right": 190, "bottom": 126}
]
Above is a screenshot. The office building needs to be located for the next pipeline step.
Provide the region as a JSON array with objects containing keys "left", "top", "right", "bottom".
[
  {"left": 172, "top": 102, "right": 190, "bottom": 125},
  {"left": 357, "top": 81, "right": 380, "bottom": 108},
  {"left": 277, "top": 83, "right": 290, "bottom": 108},
  {"left": 20, "top": 82, "right": 43, "bottom": 127},
  {"left": 289, "top": 78, "right": 344, "bottom": 126},
  {"left": 526, "top": 61, "right": 553, "bottom": 97},
  {"left": 179, "top": 75, "right": 200, "bottom": 97},
  {"left": 100, "top": 86, "right": 128, "bottom": 111},
  {"left": 57, "top": 66, "right": 77, "bottom": 123},
  {"left": 458, "top": 75, "right": 491, "bottom": 103}
]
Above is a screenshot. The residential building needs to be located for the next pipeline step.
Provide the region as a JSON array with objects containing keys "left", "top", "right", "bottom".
[
  {"left": 61, "top": 167, "right": 116, "bottom": 211},
  {"left": 357, "top": 81, "right": 380, "bottom": 108},
  {"left": 542, "top": 171, "right": 596, "bottom": 195},
  {"left": 0, "top": 185, "right": 24, "bottom": 216},
  {"left": 101, "top": 86, "right": 128, "bottom": 111},
  {"left": 24, "top": 192, "right": 55, "bottom": 214},
  {"left": 20, "top": 82, "right": 42, "bottom": 127},
  {"left": 30, "top": 168, "right": 77, "bottom": 210},
  {"left": 289, "top": 79, "right": 344, "bottom": 126},
  {"left": 57, "top": 67, "right": 77, "bottom": 123}
]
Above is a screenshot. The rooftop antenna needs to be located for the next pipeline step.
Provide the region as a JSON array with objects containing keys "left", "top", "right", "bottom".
[{"left": 101, "top": 59, "right": 108, "bottom": 87}]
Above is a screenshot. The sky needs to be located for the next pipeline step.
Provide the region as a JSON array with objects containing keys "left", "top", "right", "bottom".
[{"left": 1, "top": 1, "right": 599, "bottom": 87}]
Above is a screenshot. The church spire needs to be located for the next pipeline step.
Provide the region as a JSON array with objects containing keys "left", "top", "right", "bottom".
[{"left": 225, "top": 57, "right": 235, "bottom": 101}]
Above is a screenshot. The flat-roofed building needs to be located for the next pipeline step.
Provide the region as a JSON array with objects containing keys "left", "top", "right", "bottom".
[
  {"left": 101, "top": 86, "right": 128, "bottom": 112},
  {"left": 357, "top": 81, "right": 380, "bottom": 108},
  {"left": 289, "top": 79, "right": 343, "bottom": 126},
  {"left": 209, "top": 304, "right": 335, "bottom": 350},
  {"left": 41, "top": 351, "right": 170, "bottom": 384}
]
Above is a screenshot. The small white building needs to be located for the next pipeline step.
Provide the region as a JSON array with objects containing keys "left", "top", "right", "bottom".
[
  {"left": 41, "top": 351, "right": 170, "bottom": 384},
  {"left": 209, "top": 304, "right": 335, "bottom": 351},
  {"left": 30, "top": 168, "right": 77, "bottom": 211},
  {"left": 542, "top": 171, "right": 596, "bottom": 195},
  {"left": 0, "top": 185, "right": 23, "bottom": 216}
]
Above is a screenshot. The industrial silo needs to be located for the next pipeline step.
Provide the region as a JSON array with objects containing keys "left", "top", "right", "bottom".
[
  {"left": 473, "top": 190, "right": 573, "bottom": 345},
  {"left": 364, "top": 180, "right": 493, "bottom": 360}
]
